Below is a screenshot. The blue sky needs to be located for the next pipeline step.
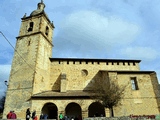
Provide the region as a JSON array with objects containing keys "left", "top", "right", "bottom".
[{"left": 0, "top": 0, "right": 160, "bottom": 96}]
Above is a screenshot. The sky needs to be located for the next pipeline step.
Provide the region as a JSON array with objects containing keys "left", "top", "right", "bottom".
[{"left": 0, "top": 0, "right": 160, "bottom": 97}]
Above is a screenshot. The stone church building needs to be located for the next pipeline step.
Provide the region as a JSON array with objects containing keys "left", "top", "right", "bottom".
[{"left": 3, "top": 1, "right": 160, "bottom": 119}]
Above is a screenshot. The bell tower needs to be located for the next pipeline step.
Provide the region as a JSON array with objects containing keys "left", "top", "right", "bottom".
[{"left": 3, "top": 1, "right": 54, "bottom": 118}]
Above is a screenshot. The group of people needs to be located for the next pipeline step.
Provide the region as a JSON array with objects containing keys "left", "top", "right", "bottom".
[
  {"left": 6, "top": 110, "right": 17, "bottom": 119},
  {"left": 7, "top": 109, "right": 82, "bottom": 120},
  {"left": 40, "top": 113, "right": 48, "bottom": 120},
  {"left": 59, "top": 113, "right": 82, "bottom": 120},
  {"left": 26, "top": 108, "right": 38, "bottom": 120},
  {"left": 26, "top": 108, "right": 48, "bottom": 120}
]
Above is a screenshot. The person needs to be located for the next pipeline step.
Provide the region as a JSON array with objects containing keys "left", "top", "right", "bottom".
[
  {"left": 64, "top": 115, "right": 68, "bottom": 120},
  {"left": 26, "top": 108, "right": 31, "bottom": 120},
  {"left": 40, "top": 113, "right": 44, "bottom": 120},
  {"left": 59, "top": 113, "right": 63, "bottom": 120},
  {"left": 71, "top": 117, "right": 74, "bottom": 120},
  {"left": 43, "top": 114, "right": 48, "bottom": 120},
  {"left": 10, "top": 111, "right": 17, "bottom": 120},
  {"left": 32, "top": 110, "right": 36, "bottom": 120},
  {"left": 7, "top": 111, "right": 12, "bottom": 119},
  {"left": 33, "top": 115, "right": 38, "bottom": 120}
]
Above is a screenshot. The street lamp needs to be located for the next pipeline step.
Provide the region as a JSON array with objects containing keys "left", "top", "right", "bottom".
[{"left": 4, "top": 80, "right": 8, "bottom": 86}]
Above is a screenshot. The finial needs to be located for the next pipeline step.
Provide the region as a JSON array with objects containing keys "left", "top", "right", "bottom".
[
  {"left": 23, "top": 13, "right": 27, "bottom": 18},
  {"left": 37, "top": 0, "right": 45, "bottom": 10},
  {"left": 51, "top": 21, "right": 55, "bottom": 28},
  {"left": 51, "top": 21, "right": 54, "bottom": 26}
]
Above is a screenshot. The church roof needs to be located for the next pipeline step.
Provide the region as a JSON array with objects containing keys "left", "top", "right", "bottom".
[{"left": 32, "top": 90, "right": 95, "bottom": 98}]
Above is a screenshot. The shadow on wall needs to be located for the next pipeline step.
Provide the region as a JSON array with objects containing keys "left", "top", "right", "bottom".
[
  {"left": 52, "top": 74, "right": 61, "bottom": 91},
  {"left": 83, "top": 71, "right": 109, "bottom": 91}
]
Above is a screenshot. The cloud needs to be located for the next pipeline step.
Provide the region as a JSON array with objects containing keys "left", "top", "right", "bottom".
[
  {"left": 120, "top": 46, "right": 158, "bottom": 61},
  {"left": 53, "top": 10, "right": 141, "bottom": 57}
]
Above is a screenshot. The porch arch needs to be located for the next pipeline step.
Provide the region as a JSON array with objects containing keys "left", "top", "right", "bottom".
[
  {"left": 41, "top": 102, "right": 58, "bottom": 119},
  {"left": 65, "top": 102, "right": 82, "bottom": 119},
  {"left": 88, "top": 102, "right": 105, "bottom": 117}
]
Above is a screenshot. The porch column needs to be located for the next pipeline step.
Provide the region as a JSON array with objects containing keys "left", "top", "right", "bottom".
[
  {"left": 105, "top": 108, "right": 110, "bottom": 117},
  {"left": 82, "top": 110, "right": 88, "bottom": 119}
]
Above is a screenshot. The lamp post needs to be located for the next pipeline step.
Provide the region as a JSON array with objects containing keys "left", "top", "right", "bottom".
[{"left": 4, "top": 80, "right": 8, "bottom": 87}]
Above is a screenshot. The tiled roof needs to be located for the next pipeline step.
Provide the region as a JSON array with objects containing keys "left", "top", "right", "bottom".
[{"left": 32, "top": 90, "right": 95, "bottom": 98}]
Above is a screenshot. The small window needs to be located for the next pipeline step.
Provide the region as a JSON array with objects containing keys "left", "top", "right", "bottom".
[
  {"left": 45, "top": 26, "right": 49, "bottom": 36},
  {"left": 28, "top": 41, "right": 31, "bottom": 46},
  {"left": 81, "top": 69, "right": 88, "bottom": 77},
  {"left": 131, "top": 77, "right": 139, "bottom": 90},
  {"left": 28, "top": 22, "right": 34, "bottom": 32}
]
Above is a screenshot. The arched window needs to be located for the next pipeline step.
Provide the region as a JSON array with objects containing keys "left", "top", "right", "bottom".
[
  {"left": 45, "top": 26, "right": 49, "bottom": 36},
  {"left": 28, "top": 22, "right": 34, "bottom": 32}
]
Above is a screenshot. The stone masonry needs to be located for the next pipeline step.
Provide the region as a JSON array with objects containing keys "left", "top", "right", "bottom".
[{"left": 3, "top": 1, "right": 160, "bottom": 119}]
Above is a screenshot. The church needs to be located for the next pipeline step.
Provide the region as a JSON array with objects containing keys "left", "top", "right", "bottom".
[{"left": 3, "top": 1, "right": 160, "bottom": 119}]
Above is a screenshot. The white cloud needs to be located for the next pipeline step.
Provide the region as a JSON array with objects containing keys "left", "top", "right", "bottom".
[
  {"left": 57, "top": 10, "right": 141, "bottom": 52},
  {"left": 120, "top": 46, "right": 158, "bottom": 61}
]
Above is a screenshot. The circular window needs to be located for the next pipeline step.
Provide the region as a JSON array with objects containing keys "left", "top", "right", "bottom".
[{"left": 81, "top": 69, "right": 88, "bottom": 77}]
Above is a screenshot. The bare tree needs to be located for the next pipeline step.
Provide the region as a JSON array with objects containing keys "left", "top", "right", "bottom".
[{"left": 89, "top": 72, "right": 127, "bottom": 117}]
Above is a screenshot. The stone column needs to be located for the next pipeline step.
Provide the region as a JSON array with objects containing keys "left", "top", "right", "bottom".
[
  {"left": 82, "top": 110, "right": 88, "bottom": 119},
  {"left": 105, "top": 108, "right": 110, "bottom": 117}
]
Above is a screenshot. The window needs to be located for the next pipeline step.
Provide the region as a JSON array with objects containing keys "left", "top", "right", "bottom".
[
  {"left": 28, "top": 22, "right": 34, "bottom": 32},
  {"left": 28, "top": 40, "right": 31, "bottom": 46},
  {"left": 81, "top": 69, "right": 88, "bottom": 77},
  {"left": 131, "top": 77, "right": 139, "bottom": 90},
  {"left": 45, "top": 26, "right": 49, "bottom": 36}
]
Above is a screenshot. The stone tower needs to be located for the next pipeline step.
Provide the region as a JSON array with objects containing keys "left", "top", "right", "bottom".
[{"left": 3, "top": 1, "right": 54, "bottom": 118}]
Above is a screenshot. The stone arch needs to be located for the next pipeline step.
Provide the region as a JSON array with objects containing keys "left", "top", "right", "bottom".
[
  {"left": 88, "top": 102, "right": 105, "bottom": 117},
  {"left": 45, "top": 26, "right": 49, "bottom": 36},
  {"left": 28, "top": 22, "right": 34, "bottom": 32},
  {"left": 65, "top": 102, "right": 82, "bottom": 119},
  {"left": 41, "top": 102, "right": 58, "bottom": 119}
]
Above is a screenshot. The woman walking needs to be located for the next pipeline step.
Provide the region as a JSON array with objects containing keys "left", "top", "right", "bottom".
[{"left": 26, "top": 108, "right": 31, "bottom": 120}]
